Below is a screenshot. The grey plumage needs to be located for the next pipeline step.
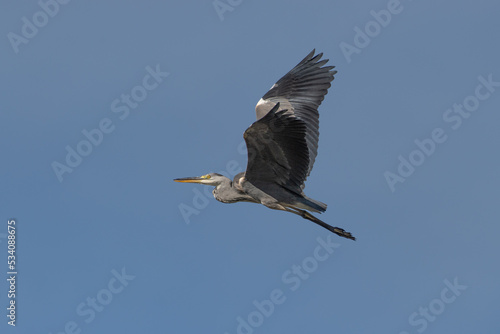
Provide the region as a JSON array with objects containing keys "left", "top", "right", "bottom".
[
  {"left": 245, "top": 104, "right": 309, "bottom": 195},
  {"left": 174, "top": 50, "right": 354, "bottom": 240},
  {"left": 255, "top": 50, "right": 336, "bottom": 185}
]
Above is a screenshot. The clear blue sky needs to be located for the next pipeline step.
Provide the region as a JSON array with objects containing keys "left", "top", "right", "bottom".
[{"left": 1, "top": 0, "right": 499, "bottom": 333}]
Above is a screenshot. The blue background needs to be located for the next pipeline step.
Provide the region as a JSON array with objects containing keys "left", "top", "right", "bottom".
[{"left": 1, "top": 0, "right": 499, "bottom": 333}]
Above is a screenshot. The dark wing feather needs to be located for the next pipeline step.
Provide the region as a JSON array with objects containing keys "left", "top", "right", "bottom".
[
  {"left": 244, "top": 103, "right": 309, "bottom": 194},
  {"left": 255, "top": 50, "right": 336, "bottom": 188}
]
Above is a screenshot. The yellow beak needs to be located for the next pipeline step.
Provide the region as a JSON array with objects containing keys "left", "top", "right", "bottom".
[{"left": 173, "top": 177, "right": 205, "bottom": 184}]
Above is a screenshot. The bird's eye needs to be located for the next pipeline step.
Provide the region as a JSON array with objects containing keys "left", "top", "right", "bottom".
[{"left": 202, "top": 174, "right": 211, "bottom": 179}]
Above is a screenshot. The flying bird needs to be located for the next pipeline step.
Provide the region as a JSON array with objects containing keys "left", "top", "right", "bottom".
[{"left": 174, "top": 50, "right": 355, "bottom": 240}]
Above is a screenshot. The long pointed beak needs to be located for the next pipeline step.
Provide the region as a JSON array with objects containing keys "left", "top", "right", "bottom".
[{"left": 173, "top": 177, "right": 204, "bottom": 184}]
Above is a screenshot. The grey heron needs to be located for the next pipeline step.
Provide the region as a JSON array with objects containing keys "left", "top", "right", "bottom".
[{"left": 174, "top": 50, "right": 355, "bottom": 240}]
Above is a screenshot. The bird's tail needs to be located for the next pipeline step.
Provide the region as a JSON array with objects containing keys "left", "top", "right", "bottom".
[{"left": 295, "top": 196, "right": 327, "bottom": 213}]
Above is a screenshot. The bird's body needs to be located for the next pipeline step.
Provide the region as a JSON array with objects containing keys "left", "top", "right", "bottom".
[
  {"left": 211, "top": 172, "right": 254, "bottom": 204},
  {"left": 175, "top": 50, "right": 355, "bottom": 240}
]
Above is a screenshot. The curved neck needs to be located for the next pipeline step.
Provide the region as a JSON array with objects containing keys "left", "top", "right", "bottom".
[{"left": 212, "top": 175, "right": 256, "bottom": 204}]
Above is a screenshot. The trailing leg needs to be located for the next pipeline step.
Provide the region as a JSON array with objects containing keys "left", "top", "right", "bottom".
[{"left": 285, "top": 207, "right": 355, "bottom": 240}]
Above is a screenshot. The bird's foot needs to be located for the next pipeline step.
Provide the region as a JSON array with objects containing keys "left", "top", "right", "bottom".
[{"left": 330, "top": 227, "right": 356, "bottom": 241}]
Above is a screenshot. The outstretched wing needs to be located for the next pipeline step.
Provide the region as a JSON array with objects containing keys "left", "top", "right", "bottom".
[
  {"left": 255, "top": 50, "right": 336, "bottom": 187},
  {"left": 244, "top": 103, "right": 309, "bottom": 194}
]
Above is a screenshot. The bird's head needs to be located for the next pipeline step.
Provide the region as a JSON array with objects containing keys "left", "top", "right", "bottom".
[{"left": 174, "top": 173, "right": 228, "bottom": 186}]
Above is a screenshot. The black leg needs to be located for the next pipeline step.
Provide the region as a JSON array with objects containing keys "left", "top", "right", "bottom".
[{"left": 285, "top": 208, "right": 356, "bottom": 241}]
